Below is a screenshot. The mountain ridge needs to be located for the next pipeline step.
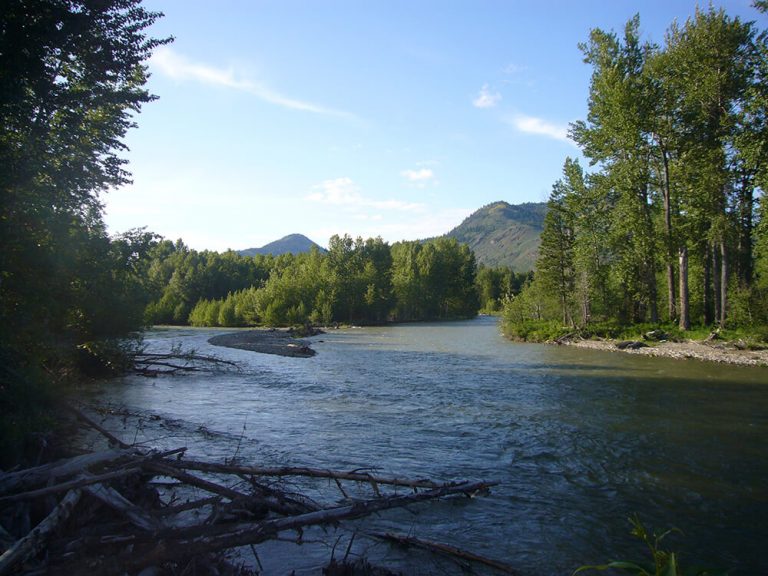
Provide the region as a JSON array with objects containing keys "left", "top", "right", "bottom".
[
  {"left": 238, "top": 233, "right": 325, "bottom": 257},
  {"left": 238, "top": 201, "right": 546, "bottom": 270},
  {"left": 442, "top": 201, "right": 546, "bottom": 271}
]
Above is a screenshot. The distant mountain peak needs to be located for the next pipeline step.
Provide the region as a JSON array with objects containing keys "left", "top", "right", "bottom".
[
  {"left": 444, "top": 201, "right": 546, "bottom": 271},
  {"left": 238, "top": 234, "right": 325, "bottom": 257}
]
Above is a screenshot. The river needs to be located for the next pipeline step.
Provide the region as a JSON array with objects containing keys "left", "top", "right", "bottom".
[{"left": 82, "top": 316, "right": 768, "bottom": 575}]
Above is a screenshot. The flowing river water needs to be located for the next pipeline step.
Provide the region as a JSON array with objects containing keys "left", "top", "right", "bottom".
[{"left": 82, "top": 317, "right": 768, "bottom": 575}]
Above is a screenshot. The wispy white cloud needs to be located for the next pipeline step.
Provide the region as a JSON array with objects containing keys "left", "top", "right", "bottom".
[
  {"left": 502, "top": 62, "right": 536, "bottom": 88},
  {"left": 473, "top": 84, "right": 502, "bottom": 109},
  {"left": 503, "top": 63, "right": 528, "bottom": 75},
  {"left": 401, "top": 168, "right": 434, "bottom": 182},
  {"left": 306, "top": 177, "right": 362, "bottom": 205},
  {"left": 151, "top": 46, "right": 354, "bottom": 118},
  {"left": 307, "top": 177, "right": 424, "bottom": 212},
  {"left": 507, "top": 113, "right": 572, "bottom": 143}
]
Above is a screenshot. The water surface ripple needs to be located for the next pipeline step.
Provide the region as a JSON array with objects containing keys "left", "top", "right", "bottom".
[{"left": 87, "top": 317, "right": 768, "bottom": 575}]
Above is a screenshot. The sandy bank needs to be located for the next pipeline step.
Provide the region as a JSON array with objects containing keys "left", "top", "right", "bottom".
[
  {"left": 562, "top": 338, "right": 768, "bottom": 367},
  {"left": 208, "top": 329, "right": 317, "bottom": 358}
]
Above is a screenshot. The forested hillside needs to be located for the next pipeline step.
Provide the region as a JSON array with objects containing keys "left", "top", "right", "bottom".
[
  {"left": 504, "top": 6, "right": 768, "bottom": 339},
  {"left": 443, "top": 201, "right": 546, "bottom": 271}
]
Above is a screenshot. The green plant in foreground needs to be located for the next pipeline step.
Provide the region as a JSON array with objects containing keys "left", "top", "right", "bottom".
[{"left": 573, "top": 515, "right": 729, "bottom": 576}]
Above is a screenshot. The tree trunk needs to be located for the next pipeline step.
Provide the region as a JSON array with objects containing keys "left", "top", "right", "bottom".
[
  {"left": 647, "top": 264, "right": 659, "bottom": 324},
  {"left": 660, "top": 144, "right": 676, "bottom": 321},
  {"left": 703, "top": 246, "right": 712, "bottom": 325},
  {"left": 678, "top": 245, "right": 690, "bottom": 331},
  {"left": 638, "top": 184, "right": 659, "bottom": 324},
  {"left": 666, "top": 263, "right": 676, "bottom": 321},
  {"left": 737, "top": 174, "right": 754, "bottom": 285},
  {"left": 711, "top": 243, "right": 721, "bottom": 326},
  {"left": 580, "top": 271, "right": 591, "bottom": 325},
  {"left": 720, "top": 241, "right": 728, "bottom": 327}
]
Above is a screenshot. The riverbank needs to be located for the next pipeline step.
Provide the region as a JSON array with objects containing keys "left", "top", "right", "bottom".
[
  {"left": 561, "top": 337, "right": 768, "bottom": 367},
  {"left": 208, "top": 328, "right": 317, "bottom": 357}
]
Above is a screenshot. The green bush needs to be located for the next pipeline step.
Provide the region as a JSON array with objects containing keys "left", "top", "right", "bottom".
[{"left": 501, "top": 319, "right": 568, "bottom": 342}]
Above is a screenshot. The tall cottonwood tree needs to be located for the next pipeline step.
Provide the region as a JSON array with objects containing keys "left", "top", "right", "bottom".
[
  {"left": 658, "top": 7, "right": 759, "bottom": 327},
  {"left": 1, "top": 0, "right": 170, "bottom": 462},
  {"left": 570, "top": 16, "right": 660, "bottom": 324},
  {"left": 505, "top": 4, "right": 768, "bottom": 336},
  {"left": 1, "top": 0, "right": 170, "bottom": 357}
]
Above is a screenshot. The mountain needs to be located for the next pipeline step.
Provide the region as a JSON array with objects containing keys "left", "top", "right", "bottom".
[
  {"left": 444, "top": 201, "right": 546, "bottom": 271},
  {"left": 239, "top": 234, "right": 325, "bottom": 257}
]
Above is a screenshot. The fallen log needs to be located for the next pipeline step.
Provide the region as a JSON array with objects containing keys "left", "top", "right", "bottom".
[
  {"left": 168, "top": 458, "right": 444, "bottom": 490},
  {"left": 132, "top": 350, "right": 240, "bottom": 376},
  {"left": 373, "top": 531, "right": 520, "bottom": 575},
  {"left": 0, "top": 449, "right": 133, "bottom": 496},
  {"left": 2, "top": 406, "right": 504, "bottom": 575},
  {"left": 83, "top": 483, "right": 159, "bottom": 532},
  {"left": 0, "top": 467, "right": 141, "bottom": 504},
  {"left": 107, "top": 480, "right": 498, "bottom": 571},
  {"left": 0, "top": 489, "right": 81, "bottom": 576},
  {"left": 142, "top": 461, "right": 247, "bottom": 502}
]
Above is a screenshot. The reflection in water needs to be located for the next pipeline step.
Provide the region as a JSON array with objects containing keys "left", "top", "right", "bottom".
[{"left": 85, "top": 318, "right": 768, "bottom": 575}]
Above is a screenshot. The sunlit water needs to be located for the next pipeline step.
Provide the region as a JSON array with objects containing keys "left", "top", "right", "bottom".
[{"left": 81, "top": 317, "right": 768, "bottom": 575}]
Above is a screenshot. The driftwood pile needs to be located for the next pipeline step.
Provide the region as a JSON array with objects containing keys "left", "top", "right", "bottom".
[{"left": 0, "top": 406, "right": 511, "bottom": 575}]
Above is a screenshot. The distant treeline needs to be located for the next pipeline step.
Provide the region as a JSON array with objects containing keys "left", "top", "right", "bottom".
[
  {"left": 504, "top": 6, "right": 768, "bottom": 340},
  {"left": 137, "top": 233, "right": 527, "bottom": 327}
]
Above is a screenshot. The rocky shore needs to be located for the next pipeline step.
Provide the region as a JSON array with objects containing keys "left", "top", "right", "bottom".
[
  {"left": 208, "top": 328, "right": 317, "bottom": 357},
  {"left": 562, "top": 337, "right": 768, "bottom": 367}
]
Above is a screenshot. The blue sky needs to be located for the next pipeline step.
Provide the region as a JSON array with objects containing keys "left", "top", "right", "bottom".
[{"left": 104, "top": 0, "right": 764, "bottom": 251}]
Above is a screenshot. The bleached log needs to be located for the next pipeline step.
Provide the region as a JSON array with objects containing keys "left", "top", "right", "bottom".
[
  {"left": 0, "top": 468, "right": 141, "bottom": 503},
  {"left": 83, "top": 483, "right": 160, "bottom": 532},
  {"left": 119, "top": 480, "right": 497, "bottom": 570},
  {"left": 0, "top": 450, "right": 132, "bottom": 496},
  {"left": 0, "top": 489, "right": 81, "bottom": 575}
]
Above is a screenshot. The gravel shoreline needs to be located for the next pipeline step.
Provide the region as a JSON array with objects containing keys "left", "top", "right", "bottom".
[
  {"left": 562, "top": 338, "right": 768, "bottom": 367},
  {"left": 208, "top": 329, "right": 317, "bottom": 357}
]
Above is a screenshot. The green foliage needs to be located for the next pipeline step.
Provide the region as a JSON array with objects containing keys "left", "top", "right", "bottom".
[
  {"left": 143, "top": 244, "right": 274, "bottom": 325},
  {"left": 169, "top": 235, "right": 480, "bottom": 328},
  {"left": 0, "top": 0, "right": 170, "bottom": 464},
  {"left": 390, "top": 238, "right": 478, "bottom": 321},
  {"left": 500, "top": 319, "right": 566, "bottom": 342},
  {"left": 475, "top": 265, "right": 529, "bottom": 313},
  {"left": 574, "top": 515, "right": 729, "bottom": 576},
  {"left": 506, "top": 4, "right": 768, "bottom": 338}
]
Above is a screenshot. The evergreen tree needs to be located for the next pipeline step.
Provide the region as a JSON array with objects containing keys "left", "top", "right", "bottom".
[{"left": 537, "top": 169, "right": 576, "bottom": 326}]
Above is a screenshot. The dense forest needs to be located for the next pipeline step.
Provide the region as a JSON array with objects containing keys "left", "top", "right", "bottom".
[
  {"left": 504, "top": 5, "right": 768, "bottom": 340},
  {"left": 139, "top": 233, "right": 504, "bottom": 328}
]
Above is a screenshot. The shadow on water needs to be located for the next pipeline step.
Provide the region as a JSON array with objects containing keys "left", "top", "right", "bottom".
[{"left": 86, "top": 318, "right": 768, "bottom": 575}]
